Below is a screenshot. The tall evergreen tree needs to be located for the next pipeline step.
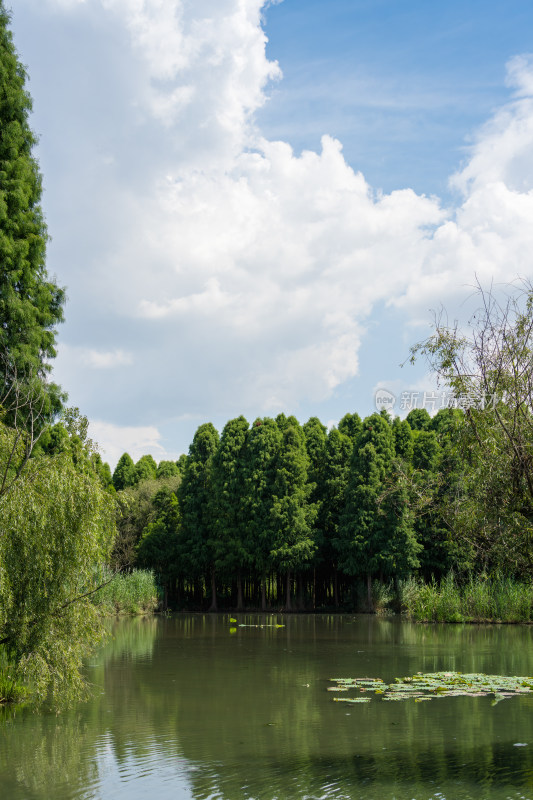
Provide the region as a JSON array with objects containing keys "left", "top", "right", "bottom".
[
  {"left": 157, "top": 459, "right": 180, "bottom": 479},
  {"left": 303, "top": 417, "right": 327, "bottom": 489},
  {"left": 319, "top": 427, "right": 353, "bottom": 606},
  {"left": 112, "top": 452, "right": 136, "bottom": 491},
  {"left": 0, "top": 4, "right": 65, "bottom": 417},
  {"left": 338, "top": 412, "right": 363, "bottom": 444},
  {"left": 137, "top": 485, "right": 181, "bottom": 608},
  {"left": 242, "top": 418, "right": 281, "bottom": 610},
  {"left": 133, "top": 454, "right": 157, "bottom": 484},
  {"left": 178, "top": 423, "right": 219, "bottom": 609},
  {"left": 336, "top": 413, "right": 419, "bottom": 609},
  {"left": 209, "top": 416, "right": 250, "bottom": 609},
  {"left": 392, "top": 417, "right": 414, "bottom": 462},
  {"left": 412, "top": 430, "right": 440, "bottom": 471},
  {"left": 271, "top": 420, "right": 316, "bottom": 610},
  {"left": 90, "top": 453, "right": 115, "bottom": 493},
  {"left": 406, "top": 408, "right": 432, "bottom": 431},
  {"left": 303, "top": 416, "right": 328, "bottom": 605}
]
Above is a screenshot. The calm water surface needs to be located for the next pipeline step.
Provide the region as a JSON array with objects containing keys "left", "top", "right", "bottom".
[{"left": 2, "top": 614, "right": 533, "bottom": 800}]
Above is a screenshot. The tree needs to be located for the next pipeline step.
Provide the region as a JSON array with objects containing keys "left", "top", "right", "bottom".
[
  {"left": 302, "top": 417, "right": 327, "bottom": 601},
  {"left": 157, "top": 459, "right": 180, "bottom": 479},
  {"left": 133, "top": 454, "right": 157, "bottom": 484},
  {"left": 336, "top": 413, "right": 419, "bottom": 608},
  {"left": 406, "top": 408, "right": 432, "bottom": 431},
  {"left": 319, "top": 427, "right": 353, "bottom": 606},
  {"left": 412, "top": 430, "right": 440, "bottom": 472},
  {"left": 392, "top": 417, "right": 414, "bottom": 462},
  {"left": 112, "top": 453, "right": 136, "bottom": 491},
  {"left": 270, "top": 420, "right": 316, "bottom": 610},
  {"left": 178, "top": 423, "right": 219, "bottom": 609},
  {"left": 338, "top": 412, "right": 363, "bottom": 444},
  {"left": 0, "top": 417, "right": 116, "bottom": 706},
  {"left": 242, "top": 418, "right": 281, "bottom": 610},
  {"left": 0, "top": 4, "right": 65, "bottom": 418},
  {"left": 112, "top": 475, "right": 180, "bottom": 570},
  {"left": 209, "top": 416, "right": 250, "bottom": 610},
  {"left": 176, "top": 454, "right": 188, "bottom": 474},
  {"left": 137, "top": 485, "right": 180, "bottom": 608},
  {"left": 411, "top": 280, "right": 533, "bottom": 574},
  {"left": 90, "top": 453, "right": 115, "bottom": 493}
]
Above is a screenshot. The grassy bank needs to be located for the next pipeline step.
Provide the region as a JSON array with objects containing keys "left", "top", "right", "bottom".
[
  {"left": 94, "top": 569, "right": 158, "bottom": 615},
  {"left": 400, "top": 574, "right": 533, "bottom": 623}
]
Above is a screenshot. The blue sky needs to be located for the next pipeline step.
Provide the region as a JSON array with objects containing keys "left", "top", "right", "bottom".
[
  {"left": 9, "top": 0, "right": 533, "bottom": 466},
  {"left": 259, "top": 0, "right": 533, "bottom": 196}
]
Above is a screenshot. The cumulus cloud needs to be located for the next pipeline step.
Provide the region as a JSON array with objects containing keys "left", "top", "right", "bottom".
[
  {"left": 89, "top": 420, "right": 169, "bottom": 468},
  {"left": 30, "top": 0, "right": 533, "bottom": 459},
  {"left": 82, "top": 349, "right": 134, "bottom": 369},
  {"left": 395, "top": 54, "right": 533, "bottom": 315}
]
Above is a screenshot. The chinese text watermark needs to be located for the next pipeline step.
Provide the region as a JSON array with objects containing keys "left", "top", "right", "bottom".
[{"left": 374, "top": 388, "right": 498, "bottom": 413}]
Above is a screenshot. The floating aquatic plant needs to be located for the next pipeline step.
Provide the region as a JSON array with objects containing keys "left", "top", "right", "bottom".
[
  {"left": 229, "top": 618, "right": 284, "bottom": 630},
  {"left": 329, "top": 672, "right": 533, "bottom": 705},
  {"left": 333, "top": 697, "right": 371, "bottom": 704}
]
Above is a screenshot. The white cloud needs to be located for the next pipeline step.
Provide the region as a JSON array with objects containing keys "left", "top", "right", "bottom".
[
  {"left": 30, "top": 1, "right": 533, "bottom": 435},
  {"left": 89, "top": 420, "right": 169, "bottom": 468},
  {"left": 82, "top": 349, "right": 134, "bottom": 369}
]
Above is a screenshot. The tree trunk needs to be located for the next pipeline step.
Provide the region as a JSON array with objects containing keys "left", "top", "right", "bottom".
[
  {"left": 236, "top": 572, "right": 244, "bottom": 611},
  {"left": 313, "top": 567, "right": 316, "bottom": 610},
  {"left": 285, "top": 569, "right": 292, "bottom": 611},
  {"left": 297, "top": 574, "right": 304, "bottom": 610},
  {"left": 334, "top": 567, "right": 339, "bottom": 608},
  {"left": 261, "top": 577, "right": 267, "bottom": 611},
  {"left": 209, "top": 566, "right": 217, "bottom": 612},
  {"left": 367, "top": 572, "right": 373, "bottom": 612}
]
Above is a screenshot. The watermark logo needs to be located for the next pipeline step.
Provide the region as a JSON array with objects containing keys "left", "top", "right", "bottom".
[
  {"left": 374, "top": 388, "right": 497, "bottom": 413},
  {"left": 374, "top": 388, "right": 396, "bottom": 412}
]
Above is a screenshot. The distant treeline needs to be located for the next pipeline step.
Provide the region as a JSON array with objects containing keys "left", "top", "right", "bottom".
[{"left": 105, "top": 406, "right": 522, "bottom": 612}]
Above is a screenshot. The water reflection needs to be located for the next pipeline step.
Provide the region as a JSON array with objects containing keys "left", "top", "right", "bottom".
[{"left": 1, "top": 614, "right": 533, "bottom": 800}]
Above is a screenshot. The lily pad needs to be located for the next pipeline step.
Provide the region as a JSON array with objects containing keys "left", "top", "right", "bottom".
[
  {"left": 329, "top": 671, "right": 533, "bottom": 706},
  {"left": 333, "top": 697, "right": 371, "bottom": 703}
]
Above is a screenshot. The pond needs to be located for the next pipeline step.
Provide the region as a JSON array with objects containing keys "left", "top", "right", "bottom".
[{"left": 2, "top": 613, "right": 533, "bottom": 799}]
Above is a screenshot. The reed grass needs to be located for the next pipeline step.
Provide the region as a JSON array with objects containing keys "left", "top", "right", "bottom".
[
  {"left": 94, "top": 569, "right": 158, "bottom": 615},
  {"left": 371, "top": 580, "right": 394, "bottom": 614},
  {"left": 400, "top": 574, "right": 533, "bottom": 623}
]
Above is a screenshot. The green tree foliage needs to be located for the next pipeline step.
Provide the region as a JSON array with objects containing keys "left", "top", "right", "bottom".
[
  {"left": 209, "top": 416, "right": 250, "bottom": 609},
  {"left": 270, "top": 420, "right": 316, "bottom": 609},
  {"left": 411, "top": 281, "right": 533, "bottom": 573},
  {"left": 302, "top": 417, "right": 327, "bottom": 580},
  {"left": 336, "top": 413, "right": 419, "bottom": 608},
  {"left": 303, "top": 416, "right": 327, "bottom": 504},
  {"left": 137, "top": 485, "right": 180, "bottom": 607},
  {"left": 318, "top": 427, "right": 352, "bottom": 604},
  {"left": 156, "top": 459, "right": 180, "bottom": 479},
  {"left": 112, "top": 453, "right": 136, "bottom": 491},
  {"left": 392, "top": 417, "right": 414, "bottom": 462},
  {"left": 0, "top": 419, "right": 116, "bottom": 705},
  {"left": 178, "top": 423, "right": 219, "bottom": 609},
  {"left": 112, "top": 475, "right": 180, "bottom": 570},
  {"left": 176, "top": 454, "right": 188, "bottom": 474},
  {"left": 242, "top": 417, "right": 281, "bottom": 610},
  {"left": 338, "top": 412, "right": 362, "bottom": 443},
  {"left": 90, "top": 453, "right": 115, "bottom": 493},
  {"left": 406, "top": 408, "right": 432, "bottom": 431},
  {"left": 133, "top": 454, "right": 157, "bottom": 484},
  {"left": 0, "top": 4, "right": 65, "bottom": 418},
  {"left": 412, "top": 430, "right": 440, "bottom": 471}
]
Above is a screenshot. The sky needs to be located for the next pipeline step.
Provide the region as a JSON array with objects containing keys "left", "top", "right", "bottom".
[{"left": 9, "top": 0, "right": 533, "bottom": 467}]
